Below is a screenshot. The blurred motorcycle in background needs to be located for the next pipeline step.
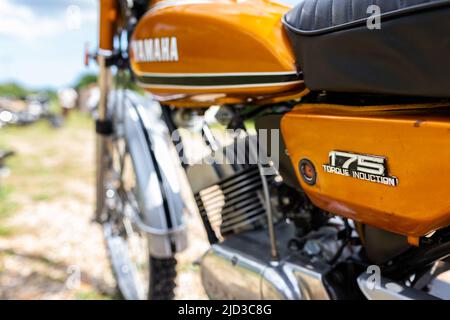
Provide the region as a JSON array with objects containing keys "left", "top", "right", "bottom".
[{"left": 0, "top": 94, "right": 62, "bottom": 128}]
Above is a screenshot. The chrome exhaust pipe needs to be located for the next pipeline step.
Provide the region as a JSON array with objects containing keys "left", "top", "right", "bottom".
[
  {"left": 200, "top": 242, "right": 443, "bottom": 300},
  {"left": 357, "top": 272, "right": 439, "bottom": 300},
  {"left": 200, "top": 243, "right": 331, "bottom": 300}
]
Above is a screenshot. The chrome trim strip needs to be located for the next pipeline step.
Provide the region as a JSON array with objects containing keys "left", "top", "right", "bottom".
[
  {"left": 97, "top": 48, "right": 114, "bottom": 57},
  {"left": 149, "top": 0, "right": 215, "bottom": 12},
  {"left": 136, "top": 80, "right": 303, "bottom": 89},
  {"left": 133, "top": 71, "right": 299, "bottom": 77},
  {"left": 357, "top": 272, "right": 439, "bottom": 300}
]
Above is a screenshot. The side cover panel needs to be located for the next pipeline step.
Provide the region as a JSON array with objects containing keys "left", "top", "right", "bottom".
[{"left": 281, "top": 104, "right": 450, "bottom": 237}]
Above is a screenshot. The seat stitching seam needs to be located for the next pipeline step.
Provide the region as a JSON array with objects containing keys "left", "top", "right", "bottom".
[
  {"left": 350, "top": 0, "right": 353, "bottom": 21},
  {"left": 299, "top": 1, "right": 305, "bottom": 30},
  {"left": 312, "top": 0, "right": 319, "bottom": 29},
  {"left": 329, "top": 0, "right": 333, "bottom": 27}
]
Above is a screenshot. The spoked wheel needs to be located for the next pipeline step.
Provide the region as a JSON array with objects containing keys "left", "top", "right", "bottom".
[{"left": 101, "top": 133, "right": 177, "bottom": 300}]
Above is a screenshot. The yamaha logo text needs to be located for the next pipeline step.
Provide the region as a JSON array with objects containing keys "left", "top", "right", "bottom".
[
  {"left": 131, "top": 37, "right": 179, "bottom": 62},
  {"left": 323, "top": 151, "right": 398, "bottom": 187}
]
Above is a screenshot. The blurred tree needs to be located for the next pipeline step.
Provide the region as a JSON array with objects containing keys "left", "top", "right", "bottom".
[
  {"left": 41, "top": 88, "right": 58, "bottom": 101},
  {"left": 115, "top": 70, "right": 145, "bottom": 94},
  {"left": 0, "top": 82, "right": 31, "bottom": 99},
  {"left": 74, "top": 73, "right": 98, "bottom": 90},
  {"left": 74, "top": 71, "right": 145, "bottom": 93}
]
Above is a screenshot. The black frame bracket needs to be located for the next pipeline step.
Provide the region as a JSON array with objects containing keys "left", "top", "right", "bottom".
[{"left": 95, "top": 119, "right": 114, "bottom": 136}]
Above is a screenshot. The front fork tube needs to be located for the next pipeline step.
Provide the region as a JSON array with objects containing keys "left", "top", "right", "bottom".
[{"left": 95, "top": 54, "right": 113, "bottom": 223}]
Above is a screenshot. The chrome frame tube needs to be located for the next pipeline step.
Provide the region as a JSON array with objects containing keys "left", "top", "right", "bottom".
[
  {"left": 95, "top": 54, "right": 113, "bottom": 222},
  {"left": 246, "top": 132, "right": 279, "bottom": 261},
  {"left": 257, "top": 160, "right": 279, "bottom": 261}
]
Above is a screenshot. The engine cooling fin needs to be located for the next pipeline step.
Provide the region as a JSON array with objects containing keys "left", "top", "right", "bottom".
[{"left": 194, "top": 165, "right": 273, "bottom": 242}]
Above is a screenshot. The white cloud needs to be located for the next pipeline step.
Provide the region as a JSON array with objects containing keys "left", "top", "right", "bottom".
[{"left": 0, "top": 0, "right": 96, "bottom": 40}]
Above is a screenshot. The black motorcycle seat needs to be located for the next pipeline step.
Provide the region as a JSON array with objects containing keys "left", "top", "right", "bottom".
[
  {"left": 284, "top": 0, "right": 450, "bottom": 35},
  {"left": 282, "top": 0, "right": 450, "bottom": 97}
]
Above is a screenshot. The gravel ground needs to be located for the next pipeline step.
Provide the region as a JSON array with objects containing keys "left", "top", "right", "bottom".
[{"left": 0, "top": 113, "right": 209, "bottom": 300}]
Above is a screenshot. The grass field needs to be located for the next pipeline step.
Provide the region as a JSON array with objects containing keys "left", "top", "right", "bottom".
[
  {"left": 0, "top": 112, "right": 93, "bottom": 236},
  {"left": 0, "top": 111, "right": 116, "bottom": 299}
]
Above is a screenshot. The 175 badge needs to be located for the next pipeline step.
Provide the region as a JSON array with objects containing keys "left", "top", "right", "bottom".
[{"left": 322, "top": 151, "right": 398, "bottom": 186}]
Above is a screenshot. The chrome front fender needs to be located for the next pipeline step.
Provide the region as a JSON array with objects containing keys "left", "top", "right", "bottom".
[{"left": 115, "top": 90, "right": 187, "bottom": 257}]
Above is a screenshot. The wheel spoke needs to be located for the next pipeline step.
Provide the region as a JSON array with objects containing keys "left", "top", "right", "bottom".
[{"left": 103, "top": 134, "right": 151, "bottom": 300}]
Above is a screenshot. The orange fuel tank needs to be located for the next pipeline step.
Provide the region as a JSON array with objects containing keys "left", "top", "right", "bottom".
[
  {"left": 281, "top": 104, "right": 450, "bottom": 238},
  {"left": 130, "top": 0, "right": 305, "bottom": 107}
]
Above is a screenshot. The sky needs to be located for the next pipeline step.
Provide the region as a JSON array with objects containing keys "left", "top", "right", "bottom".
[
  {"left": 0, "top": 0, "right": 302, "bottom": 90},
  {"left": 0, "top": 0, "right": 98, "bottom": 89}
]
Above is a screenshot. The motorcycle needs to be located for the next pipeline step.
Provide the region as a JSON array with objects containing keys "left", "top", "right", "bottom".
[
  {"left": 92, "top": 0, "right": 450, "bottom": 300},
  {"left": 0, "top": 94, "right": 62, "bottom": 128}
]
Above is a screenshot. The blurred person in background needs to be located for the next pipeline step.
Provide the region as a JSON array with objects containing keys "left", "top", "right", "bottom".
[{"left": 58, "top": 87, "right": 77, "bottom": 118}]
